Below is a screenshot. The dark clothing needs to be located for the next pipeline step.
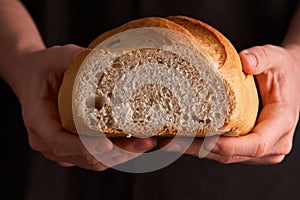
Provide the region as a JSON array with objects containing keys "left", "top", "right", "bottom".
[
  {"left": 23, "top": 0, "right": 297, "bottom": 50},
  {"left": 2, "top": 0, "right": 300, "bottom": 199}
]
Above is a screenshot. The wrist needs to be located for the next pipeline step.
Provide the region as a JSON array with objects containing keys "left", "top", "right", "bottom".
[
  {"left": 0, "top": 43, "right": 45, "bottom": 97},
  {"left": 282, "top": 43, "right": 300, "bottom": 62},
  {"left": 282, "top": 43, "right": 300, "bottom": 110}
]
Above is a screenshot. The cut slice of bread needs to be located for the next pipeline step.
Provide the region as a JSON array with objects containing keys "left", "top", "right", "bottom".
[{"left": 58, "top": 16, "right": 259, "bottom": 137}]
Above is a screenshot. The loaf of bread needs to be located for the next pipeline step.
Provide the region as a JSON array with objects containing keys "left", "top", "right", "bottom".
[{"left": 58, "top": 16, "right": 259, "bottom": 137}]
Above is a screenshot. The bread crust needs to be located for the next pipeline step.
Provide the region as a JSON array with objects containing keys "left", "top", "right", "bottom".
[
  {"left": 167, "top": 16, "right": 259, "bottom": 135},
  {"left": 58, "top": 50, "right": 90, "bottom": 133},
  {"left": 58, "top": 16, "right": 258, "bottom": 136},
  {"left": 88, "top": 17, "right": 196, "bottom": 48}
]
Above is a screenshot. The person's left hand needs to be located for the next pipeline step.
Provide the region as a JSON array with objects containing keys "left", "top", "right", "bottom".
[{"left": 162, "top": 44, "right": 300, "bottom": 164}]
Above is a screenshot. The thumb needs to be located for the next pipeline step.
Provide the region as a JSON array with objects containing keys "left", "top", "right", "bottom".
[
  {"left": 48, "top": 44, "right": 86, "bottom": 70},
  {"left": 239, "top": 45, "right": 284, "bottom": 75}
]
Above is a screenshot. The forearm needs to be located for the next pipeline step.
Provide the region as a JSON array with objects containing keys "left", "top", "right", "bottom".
[
  {"left": 282, "top": 3, "right": 300, "bottom": 107},
  {"left": 0, "top": 0, "right": 45, "bottom": 93}
]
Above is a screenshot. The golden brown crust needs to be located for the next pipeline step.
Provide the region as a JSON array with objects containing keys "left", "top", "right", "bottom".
[
  {"left": 58, "top": 50, "right": 91, "bottom": 133},
  {"left": 167, "top": 16, "right": 258, "bottom": 135},
  {"left": 58, "top": 16, "right": 258, "bottom": 136},
  {"left": 167, "top": 16, "right": 226, "bottom": 68},
  {"left": 88, "top": 17, "right": 196, "bottom": 48}
]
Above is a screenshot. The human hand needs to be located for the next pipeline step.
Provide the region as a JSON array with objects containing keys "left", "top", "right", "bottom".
[
  {"left": 16, "top": 44, "right": 156, "bottom": 171},
  {"left": 163, "top": 44, "right": 300, "bottom": 164}
]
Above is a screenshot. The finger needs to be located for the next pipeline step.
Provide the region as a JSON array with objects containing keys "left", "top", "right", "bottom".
[
  {"left": 240, "top": 45, "right": 285, "bottom": 75},
  {"left": 244, "top": 155, "right": 286, "bottom": 165},
  {"left": 162, "top": 138, "right": 255, "bottom": 163},
  {"left": 163, "top": 138, "right": 287, "bottom": 165},
  {"left": 26, "top": 99, "right": 113, "bottom": 156},
  {"left": 42, "top": 152, "right": 79, "bottom": 166},
  {"left": 94, "top": 149, "right": 138, "bottom": 168},
  {"left": 112, "top": 137, "right": 157, "bottom": 153},
  {"left": 24, "top": 76, "right": 148, "bottom": 168},
  {"left": 205, "top": 152, "right": 251, "bottom": 164},
  {"left": 160, "top": 137, "right": 198, "bottom": 155},
  {"left": 205, "top": 152, "right": 286, "bottom": 165},
  {"left": 47, "top": 44, "right": 86, "bottom": 70},
  {"left": 43, "top": 152, "right": 109, "bottom": 171},
  {"left": 162, "top": 103, "right": 294, "bottom": 158},
  {"left": 202, "top": 103, "right": 294, "bottom": 158},
  {"left": 92, "top": 138, "right": 157, "bottom": 168}
]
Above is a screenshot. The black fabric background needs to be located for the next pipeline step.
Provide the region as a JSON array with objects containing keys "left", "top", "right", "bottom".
[{"left": 1, "top": 0, "right": 300, "bottom": 199}]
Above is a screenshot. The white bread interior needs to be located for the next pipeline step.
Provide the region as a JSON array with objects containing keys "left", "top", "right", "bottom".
[{"left": 58, "top": 16, "right": 259, "bottom": 137}]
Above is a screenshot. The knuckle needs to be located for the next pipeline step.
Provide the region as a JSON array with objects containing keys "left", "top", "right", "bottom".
[
  {"left": 278, "top": 139, "right": 293, "bottom": 155},
  {"left": 258, "top": 45, "right": 271, "bottom": 60},
  {"left": 75, "top": 158, "right": 105, "bottom": 171},
  {"left": 83, "top": 138, "right": 113, "bottom": 154},
  {"left": 254, "top": 141, "right": 268, "bottom": 158},
  {"left": 256, "top": 45, "right": 272, "bottom": 65},
  {"left": 22, "top": 111, "right": 35, "bottom": 133},
  {"left": 220, "top": 142, "right": 240, "bottom": 157},
  {"left": 252, "top": 45, "right": 284, "bottom": 71},
  {"left": 250, "top": 45, "right": 270, "bottom": 63},
  {"left": 230, "top": 144, "right": 240, "bottom": 157},
  {"left": 28, "top": 135, "right": 44, "bottom": 152},
  {"left": 83, "top": 154, "right": 98, "bottom": 165},
  {"left": 101, "top": 141, "right": 114, "bottom": 152},
  {"left": 62, "top": 44, "right": 79, "bottom": 49},
  {"left": 52, "top": 145, "right": 65, "bottom": 157},
  {"left": 93, "top": 163, "right": 108, "bottom": 171},
  {"left": 28, "top": 131, "right": 47, "bottom": 152},
  {"left": 60, "top": 44, "right": 83, "bottom": 57},
  {"left": 49, "top": 45, "right": 62, "bottom": 50}
]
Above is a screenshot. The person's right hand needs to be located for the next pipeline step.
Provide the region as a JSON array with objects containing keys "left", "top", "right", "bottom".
[
  {"left": 15, "top": 44, "right": 157, "bottom": 171},
  {"left": 161, "top": 44, "right": 300, "bottom": 164}
]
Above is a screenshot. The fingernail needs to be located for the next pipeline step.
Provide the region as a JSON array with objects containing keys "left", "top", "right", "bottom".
[
  {"left": 95, "top": 142, "right": 113, "bottom": 154},
  {"left": 244, "top": 53, "right": 257, "bottom": 67},
  {"left": 204, "top": 142, "right": 219, "bottom": 153}
]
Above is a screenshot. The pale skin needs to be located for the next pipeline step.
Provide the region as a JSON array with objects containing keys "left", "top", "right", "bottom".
[
  {"left": 0, "top": 0, "right": 299, "bottom": 171},
  {"left": 0, "top": 0, "right": 157, "bottom": 170},
  {"left": 164, "top": 4, "right": 300, "bottom": 164}
]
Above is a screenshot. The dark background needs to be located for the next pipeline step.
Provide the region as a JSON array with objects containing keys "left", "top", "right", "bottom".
[{"left": 1, "top": 0, "right": 300, "bottom": 199}]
